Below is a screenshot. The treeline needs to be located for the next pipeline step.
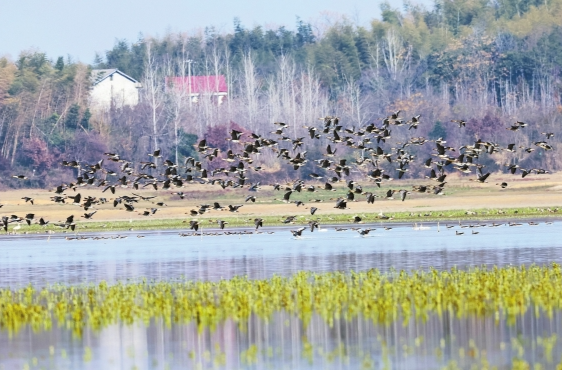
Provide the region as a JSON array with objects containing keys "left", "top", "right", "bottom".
[{"left": 1, "top": 0, "right": 562, "bottom": 188}]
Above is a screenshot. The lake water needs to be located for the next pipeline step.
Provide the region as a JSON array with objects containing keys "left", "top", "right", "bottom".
[{"left": 1, "top": 220, "right": 561, "bottom": 369}]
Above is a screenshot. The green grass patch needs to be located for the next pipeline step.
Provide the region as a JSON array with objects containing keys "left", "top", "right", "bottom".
[{"left": 11, "top": 205, "right": 561, "bottom": 234}]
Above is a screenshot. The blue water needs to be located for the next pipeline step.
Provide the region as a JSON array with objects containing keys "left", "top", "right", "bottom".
[
  {"left": 1, "top": 220, "right": 561, "bottom": 369},
  {"left": 0, "top": 221, "right": 560, "bottom": 287}
]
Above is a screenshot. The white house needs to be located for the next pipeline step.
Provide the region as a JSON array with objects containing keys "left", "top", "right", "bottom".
[{"left": 89, "top": 69, "right": 142, "bottom": 111}]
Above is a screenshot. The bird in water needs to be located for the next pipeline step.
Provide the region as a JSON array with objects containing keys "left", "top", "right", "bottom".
[
  {"left": 357, "top": 228, "right": 372, "bottom": 236},
  {"left": 290, "top": 227, "right": 306, "bottom": 238}
]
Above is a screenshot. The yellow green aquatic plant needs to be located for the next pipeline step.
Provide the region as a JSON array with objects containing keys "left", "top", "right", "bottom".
[{"left": 1, "top": 264, "right": 562, "bottom": 337}]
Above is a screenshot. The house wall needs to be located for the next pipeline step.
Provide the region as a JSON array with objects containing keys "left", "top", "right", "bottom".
[
  {"left": 190, "top": 92, "right": 228, "bottom": 104},
  {"left": 90, "top": 73, "right": 140, "bottom": 111}
]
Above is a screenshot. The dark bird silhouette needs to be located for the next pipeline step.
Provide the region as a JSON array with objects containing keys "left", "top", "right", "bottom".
[
  {"left": 54, "top": 184, "right": 68, "bottom": 194},
  {"left": 334, "top": 198, "right": 347, "bottom": 209},
  {"left": 228, "top": 129, "right": 243, "bottom": 142},
  {"left": 24, "top": 213, "right": 34, "bottom": 226},
  {"left": 102, "top": 185, "right": 116, "bottom": 194},
  {"left": 213, "top": 202, "right": 225, "bottom": 211},
  {"left": 507, "top": 121, "right": 527, "bottom": 131},
  {"left": 323, "top": 182, "right": 335, "bottom": 191},
  {"left": 67, "top": 193, "right": 81, "bottom": 204},
  {"left": 325, "top": 145, "right": 337, "bottom": 157},
  {"left": 472, "top": 168, "right": 491, "bottom": 183},
  {"left": 535, "top": 141, "right": 553, "bottom": 150},
  {"left": 278, "top": 190, "right": 292, "bottom": 203},
  {"left": 399, "top": 190, "right": 410, "bottom": 202},
  {"left": 82, "top": 211, "right": 97, "bottom": 219},
  {"left": 451, "top": 119, "right": 466, "bottom": 128},
  {"left": 228, "top": 204, "right": 243, "bottom": 212},
  {"left": 308, "top": 221, "right": 319, "bottom": 232},
  {"left": 172, "top": 192, "right": 186, "bottom": 199},
  {"left": 148, "top": 149, "right": 162, "bottom": 158},
  {"left": 365, "top": 192, "right": 377, "bottom": 204},
  {"left": 282, "top": 216, "right": 296, "bottom": 224},
  {"left": 290, "top": 227, "right": 306, "bottom": 238},
  {"left": 132, "top": 193, "right": 157, "bottom": 201}
]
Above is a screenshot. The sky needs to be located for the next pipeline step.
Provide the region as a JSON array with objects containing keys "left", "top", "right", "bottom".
[{"left": 0, "top": 0, "right": 433, "bottom": 64}]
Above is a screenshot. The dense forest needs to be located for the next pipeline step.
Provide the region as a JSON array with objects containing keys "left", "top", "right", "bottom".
[{"left": 1, "top": 0, "right": 562, "bottom": 188}]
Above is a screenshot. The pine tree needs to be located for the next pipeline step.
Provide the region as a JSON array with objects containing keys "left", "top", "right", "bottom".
[{"left": 54, "top": 56, "right": 64, "bottom": 72}]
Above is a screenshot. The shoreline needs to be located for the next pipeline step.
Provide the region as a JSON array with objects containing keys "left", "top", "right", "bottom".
[{"left": 1, "top": 211, "right": 559, "bottom": 238}]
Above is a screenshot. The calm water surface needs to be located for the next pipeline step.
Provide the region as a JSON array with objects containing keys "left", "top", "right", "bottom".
[
  {"left": 0, "top": 221, "right": 560, "bottom": 287},
  {"left": 1, "top": 221, "right": 561, "bottom": 369}
]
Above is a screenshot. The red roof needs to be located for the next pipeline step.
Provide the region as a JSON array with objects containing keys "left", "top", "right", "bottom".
[{"left": 166, "top": 75, "right": 227, "bottom": 94}]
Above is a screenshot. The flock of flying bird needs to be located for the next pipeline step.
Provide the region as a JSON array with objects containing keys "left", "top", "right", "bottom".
[{"left": 1, "top": 110, "right": 555, "bottom": 238}]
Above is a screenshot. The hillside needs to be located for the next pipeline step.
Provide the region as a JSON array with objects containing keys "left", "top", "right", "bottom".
[{"left": 1, "top": 0, "right": 562, "bottom": 187}]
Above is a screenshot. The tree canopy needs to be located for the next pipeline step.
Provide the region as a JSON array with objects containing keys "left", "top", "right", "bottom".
[{"left": 1, "top": 0, "right": 562, "bottom": 187}]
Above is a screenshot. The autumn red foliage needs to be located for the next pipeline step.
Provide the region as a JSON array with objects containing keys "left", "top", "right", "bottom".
[
  {"left": 467, "top": 113, "right": 502, "bottom": 140},
  {"left": 20, "top": 137, "right": 56, "bottom": 174}
]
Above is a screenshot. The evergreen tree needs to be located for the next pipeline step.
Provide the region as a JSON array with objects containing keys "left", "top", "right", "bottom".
[
  {"left": 64, "top": 104, "right": 80, "bottom": 130},
  {"left": 429, "top": 121, "right": 447, "bottom": 140},
  {"left": 54, "top": 56, "right": 64, "bottom": 72},
  {"left": 80, "top": 108, "right": 91, "bottom": 130}
]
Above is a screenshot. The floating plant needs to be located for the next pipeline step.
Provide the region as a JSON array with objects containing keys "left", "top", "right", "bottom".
[{"left": 1, "top": 264, "right": 562, "bottom": 337}]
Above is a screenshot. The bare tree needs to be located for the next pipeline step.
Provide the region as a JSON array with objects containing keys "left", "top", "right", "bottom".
[
  {"left": 341, "top": 78, "right": 369, "bottom": 127},
  {"left": 142, "top": 40, "right": 167, "bottom": 164},
  {"left": 165, "top": 44, "right": 190, "bottom": 165},
  {"left": 241, "top": 53, "right": 261, "bottom": 132},
  {"left": 382, "top": 28, "right": 412, "bottom": 85}
]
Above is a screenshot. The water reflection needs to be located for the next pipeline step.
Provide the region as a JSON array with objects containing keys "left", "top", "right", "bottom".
[
  {"left": 1, "top": 309, "right": 561, "bottom": 369},
  {"left": 0, "top": 222, "right": 561, "bottom": 288},
  {"left": 1, "top": 222, "right": 562, "bottom": 369}
]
